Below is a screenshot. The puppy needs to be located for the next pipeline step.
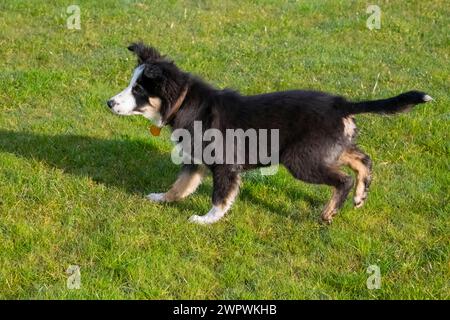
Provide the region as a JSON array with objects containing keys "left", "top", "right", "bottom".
[{"left": 107, "top": 42, "right": 431, "bottom": 224}]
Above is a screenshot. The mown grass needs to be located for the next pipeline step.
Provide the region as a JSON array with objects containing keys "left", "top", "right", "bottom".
[{"left": 0, "top": 0, "right": 448, "bottom": 299}]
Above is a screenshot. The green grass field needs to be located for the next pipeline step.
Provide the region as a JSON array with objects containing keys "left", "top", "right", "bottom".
[{"left": 0, "top": 0, "right": 448, "bottom": 299}]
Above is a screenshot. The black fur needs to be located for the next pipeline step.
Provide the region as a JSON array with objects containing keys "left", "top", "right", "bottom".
[
  {"left": 126, "top": 43, "right": 431, "bottom": 223},
  {"left": 341, "top": 90, "right": 428, "bottom": 115}
]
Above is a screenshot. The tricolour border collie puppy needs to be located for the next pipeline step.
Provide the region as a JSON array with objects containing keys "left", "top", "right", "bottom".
[{"left": 107, "top": 42, "right": 432, "bottom": 225}]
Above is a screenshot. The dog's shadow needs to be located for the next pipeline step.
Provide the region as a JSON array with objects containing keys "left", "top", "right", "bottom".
[
  {"left": 0, "top": 129, "right": 175, "bottom": 195},
  {"left": 0, "top": 129, "right": 322, "bottom": 219}
]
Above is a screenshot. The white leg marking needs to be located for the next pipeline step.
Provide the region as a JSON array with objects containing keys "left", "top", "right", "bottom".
[
  {"left": 189, "top": 176, "right": 240, "bottom": 225},
  {"left": 189, "top": 206, "right": 228, "bottom": 225}
]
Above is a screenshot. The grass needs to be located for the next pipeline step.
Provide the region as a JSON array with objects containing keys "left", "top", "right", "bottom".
[{"left": 0, "top": 0, "right": 448, "bottom": 299}]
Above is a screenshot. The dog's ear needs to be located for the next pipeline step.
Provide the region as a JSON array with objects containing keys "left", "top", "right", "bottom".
[
  {"left": 143, "top": 63, "right": 162, "bottom": 79},
  {"left": 127, "top": 43, "right": 140, "bottom": 53},
  {"left": 127, "top": 42, "right": 161, "bottom": 63}
]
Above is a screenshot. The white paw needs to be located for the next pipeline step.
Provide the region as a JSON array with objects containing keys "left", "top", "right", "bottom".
[
  {"left": 189, "top": 206, "right": 227, "bottom": 225},
  {"left": 354, "top": 195, "right": 366, "bottom": 208},
  {"left": 188, "top": 214, "right": 221, "bottom": 225},
  {"left": 189, "top": 215, "right": 209, "bottom": 225},
  {"left": 146, "top": 193, "right": 166, "bottom": 202}
]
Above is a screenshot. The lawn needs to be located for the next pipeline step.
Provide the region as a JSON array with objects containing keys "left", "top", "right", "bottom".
[{"left": 0, "top": 0, "right": 448, "bottom": 299}]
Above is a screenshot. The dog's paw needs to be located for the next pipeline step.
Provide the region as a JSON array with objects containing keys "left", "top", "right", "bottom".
[
  {"left": 320, "top": 216, "right": 333, "bottom": 225},
  {"left": 353, "top": 194, "right": 367, "bottom": 208},
  {"left": 188, "top": 214, "right": 218, "bottom": 225},
  {"left": 320, "top": 209, "right": 336, "bottom": 225},
  {"left": 189, "top": 215, "right": 208, "bottom": 225},
  {"left": 146, "top": 193, "right": 166, "bottom": 203}
]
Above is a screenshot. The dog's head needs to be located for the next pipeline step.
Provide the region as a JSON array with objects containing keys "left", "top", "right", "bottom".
[{"left": 107, "top": 43, "right": 187, "bottom": 125}]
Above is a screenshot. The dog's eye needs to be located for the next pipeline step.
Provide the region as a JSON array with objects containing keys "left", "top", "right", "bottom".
[{"left": 133, "top": 84, "right": 146, "bottom": 94}]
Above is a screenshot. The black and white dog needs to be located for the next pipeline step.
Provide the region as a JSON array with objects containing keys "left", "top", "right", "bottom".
[{"left": 107, "top": 42, "right": 431, "bottom": 224}]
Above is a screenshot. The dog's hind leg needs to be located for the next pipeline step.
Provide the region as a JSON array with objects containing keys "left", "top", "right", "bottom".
[
  {"left": 146, "top": 164, "right": 206, "bottom": 202},
  {"left": 339, "top": 147, "right": 372, "bottom": 208},
  {"left": 288, "top": 164, "right": 353, "bottom": 223},
  {"left": 318, "top": 169, "right": 354, "bottom": 223},
  {"left": 189, "top": 166, "right": 240, "bottom": 225},
  {"left": 282, "top": 145, "right": 353, "bottom": 223}
]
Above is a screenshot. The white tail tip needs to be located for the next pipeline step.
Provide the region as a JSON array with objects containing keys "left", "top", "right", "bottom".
[{"left": 423, "top": 95, "right": 433, "bottom": 102}]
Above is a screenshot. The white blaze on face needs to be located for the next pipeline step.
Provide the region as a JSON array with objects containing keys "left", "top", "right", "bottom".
[{"left": 109, "top": 65, "right": 145, "bottom": 115}]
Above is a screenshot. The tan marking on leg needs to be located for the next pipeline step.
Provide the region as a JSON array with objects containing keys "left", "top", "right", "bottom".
[
  {"left": 321, "top": 188, "right": 339, "bottom": 223},
  {"left": 164, "top": 167, "right": 206, "bottom": 202},
  {"left": 339, "top": 151, "right": 370, "bottom": 207}
]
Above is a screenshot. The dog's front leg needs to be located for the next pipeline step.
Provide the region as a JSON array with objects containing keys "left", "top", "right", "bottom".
[
  {"left": 147, "top": 164, "right": 206, "bottom": 202},
  {"left": 189, "top": 166, "right": 240, "bottom": 225}
]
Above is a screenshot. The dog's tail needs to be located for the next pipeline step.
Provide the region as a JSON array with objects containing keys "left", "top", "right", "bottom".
[{"left": 341, "top": 91, "right": 432, "bottom": 116}]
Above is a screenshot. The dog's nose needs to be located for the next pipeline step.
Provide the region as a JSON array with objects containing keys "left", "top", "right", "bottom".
[{"left": 107, "top": 100, "right": 116, "bottom": 109}]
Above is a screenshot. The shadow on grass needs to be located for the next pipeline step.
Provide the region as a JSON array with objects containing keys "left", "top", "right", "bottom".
[
  {"left": 0, "top": 129, "right": 175, "bottom": 194},
  {"left": 0, "top": 129, "right": 322, "bottom": 219},
  {"left": 239, "top": 186, "right": 323, "bottom": 221}
]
